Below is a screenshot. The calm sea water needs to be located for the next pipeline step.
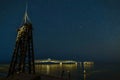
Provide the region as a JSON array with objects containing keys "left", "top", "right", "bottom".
[
  {"left": 35, "top": 63, "right": 120, "bottom": 80},
  {"left": 0, "top": 63, "right": 120, "bottom": 80}
]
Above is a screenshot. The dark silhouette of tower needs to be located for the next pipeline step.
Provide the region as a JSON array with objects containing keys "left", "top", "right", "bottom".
[{"left": 7, "top": 5, "right": 35, "bottom": 77}]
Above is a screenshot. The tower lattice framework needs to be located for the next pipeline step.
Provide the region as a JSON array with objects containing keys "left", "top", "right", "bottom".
[{"left": 7, "top": 7, "right": 35, "bottom": 77}]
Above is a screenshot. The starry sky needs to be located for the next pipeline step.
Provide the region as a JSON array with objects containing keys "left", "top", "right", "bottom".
[{"left": 0, "top": 0, "right": 120, "bottom": 63}]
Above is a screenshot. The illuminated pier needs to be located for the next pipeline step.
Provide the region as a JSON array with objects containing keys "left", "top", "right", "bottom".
[{"left": 35, "top": 58, "right": 78, "bottom": 64}]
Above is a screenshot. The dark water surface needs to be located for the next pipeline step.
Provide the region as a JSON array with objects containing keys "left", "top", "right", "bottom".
[
  {"left": 0, "top": 63, "right": 120, "bottom": 80},
  {"left": 35, "top": 63, "right": 120, "bottom": 80}
]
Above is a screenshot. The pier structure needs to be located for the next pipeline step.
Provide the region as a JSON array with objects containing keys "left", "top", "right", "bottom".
[{"left": 35, "top": 58, "right": 78, "bottom": 65}]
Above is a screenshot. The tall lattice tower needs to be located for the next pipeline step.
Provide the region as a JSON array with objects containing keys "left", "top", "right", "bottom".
[{"left": 7, "top": 5, "right": 35, "bottom": 77}]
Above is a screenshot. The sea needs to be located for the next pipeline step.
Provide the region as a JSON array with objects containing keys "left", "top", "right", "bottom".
[{"left": 0, "top": 62, "right": 120, "bottom": 80}]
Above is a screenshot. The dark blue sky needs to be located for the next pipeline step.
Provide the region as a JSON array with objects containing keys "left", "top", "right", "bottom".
[{"left": 0, "top": 0, "right": 120, "bottom": 62}]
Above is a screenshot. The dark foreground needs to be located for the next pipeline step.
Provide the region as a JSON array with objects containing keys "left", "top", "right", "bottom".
[{"left": 0, "top": 73, "right": 69, "bottom": 80}]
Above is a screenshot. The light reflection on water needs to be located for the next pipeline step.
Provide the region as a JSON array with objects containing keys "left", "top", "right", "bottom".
[
  {"left": 35, "top": 64, "right": 78, "bottom": 75},
  {"left": 35, "top": 63, "right": 94, "bottom": 80}
]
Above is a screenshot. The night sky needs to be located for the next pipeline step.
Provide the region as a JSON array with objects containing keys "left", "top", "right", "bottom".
[{"left": 0, "top": 0, "right": 120, "bottom": 63}]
